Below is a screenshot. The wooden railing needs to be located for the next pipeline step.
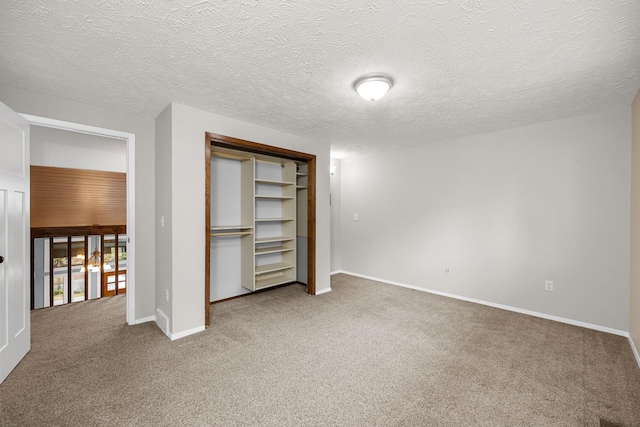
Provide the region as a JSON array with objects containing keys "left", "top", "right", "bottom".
[{"left": 31, "top": 225, "right": 126, "bottom": 310}]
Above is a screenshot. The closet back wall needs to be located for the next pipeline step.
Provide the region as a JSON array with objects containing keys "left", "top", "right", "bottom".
[{"left": 210, "top": 155, "right": 251, "bottom": 301}]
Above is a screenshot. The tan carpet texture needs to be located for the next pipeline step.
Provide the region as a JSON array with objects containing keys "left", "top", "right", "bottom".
[{"left": 1, "top": 274, "right": 639, "bottom": 426}]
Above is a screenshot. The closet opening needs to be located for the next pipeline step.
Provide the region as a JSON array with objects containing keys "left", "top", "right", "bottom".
[{"left": 204, "top": 133, "right": 316, "bottom": 327}]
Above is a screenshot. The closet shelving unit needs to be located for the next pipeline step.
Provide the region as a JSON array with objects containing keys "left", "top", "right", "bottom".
[
  {"left": 210, "top": 148, "right": 300, "bottom": 296},
  {"left": 296, "top": 164, "right": 308, "bottom": 190},
  {"left": 253, "top": 159, "right": 297, "bottom": 290},
  {"left": 294, "top": 162, "right": 309, "bottom": 283},
  {"left": 206, "top": 131, "right": 317, "bottom": 327}
]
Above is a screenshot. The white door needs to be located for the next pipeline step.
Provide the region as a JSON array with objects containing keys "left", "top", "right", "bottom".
[{"left": 0, "top": 101, "right": 30, "bottom": 384}]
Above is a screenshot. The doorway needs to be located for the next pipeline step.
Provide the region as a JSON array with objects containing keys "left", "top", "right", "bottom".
[
  {"left": 21, "top": 114, "right": 137, "bottom": 324},
  {"left": 205, "top": 133, "right": 317, "bottom": 327}
]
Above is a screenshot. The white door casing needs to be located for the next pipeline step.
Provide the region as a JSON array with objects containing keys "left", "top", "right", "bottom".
[{"left": 0, "top": 101, "right": 30, "bottom": 384}]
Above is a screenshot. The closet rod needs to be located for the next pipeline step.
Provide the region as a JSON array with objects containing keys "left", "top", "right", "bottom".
[
  {"left": 212, "top": 151, "right": 252, "bottom": 161},
  {"left": 210, "top": 231, "right": 253, "bottom": 237}
]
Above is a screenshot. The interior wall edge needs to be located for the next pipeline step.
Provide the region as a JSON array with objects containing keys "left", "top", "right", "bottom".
[
  {"left": 629, "top": 335, "right": 640, "bottom": 369},
  {"left": 629, "top": 88, "right": 640, "bottom": 369}
]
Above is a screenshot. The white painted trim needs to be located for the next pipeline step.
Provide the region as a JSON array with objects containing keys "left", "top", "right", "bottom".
[
  {"left": 629, "top": 335, "right": 640, "bottom": 369},
  {"left": 20, "top": 114, "right": 134, "bottom": 140},
  {"left": 20, "top": 114, "right": 138, "bottom": 325},
  {"left": 315, "top": 287, "right": 332, "bottom": 295},
  {"left": 330, "top": 270, "right": 345, "bottom": 275},
  {"left": 170, "top": 326, "right": 206, "bottom": 341},
  {"left": 340, "top": 271, "right": 629, "bottom": 337},
  {"left": 134, "top": 315, "right": 156, "bottom": 325}
]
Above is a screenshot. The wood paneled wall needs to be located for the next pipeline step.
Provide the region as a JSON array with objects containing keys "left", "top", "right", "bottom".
[{"left": 31, "top": 166, "right": 126, "bottom": 228}]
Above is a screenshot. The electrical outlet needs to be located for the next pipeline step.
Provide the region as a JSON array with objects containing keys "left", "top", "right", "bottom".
[
  {"left": 545, "top": 280, "right": 553, "bottom": 291},
  {"left": 160, "top": 216, "right": 165, "bottom": 228},
  {"left": 165, "top": 289, "right": 169, "bottom": 302}
]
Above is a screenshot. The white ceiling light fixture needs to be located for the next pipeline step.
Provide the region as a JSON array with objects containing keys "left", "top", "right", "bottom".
[{"left": 354, "top": 74, "right": 394, "bottom": 101}]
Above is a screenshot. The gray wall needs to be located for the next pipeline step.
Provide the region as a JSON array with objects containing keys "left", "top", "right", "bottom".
[
  {"left": 340, "top": 108, "right": 631, "bottom": 331},
  {"left": 0, "top": 84, "right": 156, "bottom": 322}
]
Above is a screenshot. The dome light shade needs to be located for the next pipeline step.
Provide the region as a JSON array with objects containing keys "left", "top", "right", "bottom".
[{"left": 354, "top": 74, "right": 393, "bottom": 101}]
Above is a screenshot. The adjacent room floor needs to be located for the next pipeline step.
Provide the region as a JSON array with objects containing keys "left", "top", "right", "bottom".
[{"left": 1, "top": 274, "right": 639, "bottom": 426}]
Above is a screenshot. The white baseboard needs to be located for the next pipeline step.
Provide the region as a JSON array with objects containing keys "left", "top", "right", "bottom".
[
  {"left": 134, "top": 315, "right": 156, "bottom": 325},
  {"left": 330, "top": 270, "right": 344, "bottom": 275},
  {"left": 340, "top": 270, "right": 629, "bottom": 337},
  {"left": 155, "top": 308, "right": 170, "bottom": 337},
  {"left": 155, "top": 307, "right": 206, "bottom": 340},
  {"left": 629, "top": 335, "right": 640, "bottom": 369},
  {"left": 170, "top": 325, "right": 206, "bottom": 341},
  {"left": 315, "top": 287, "right": 332, "bottom": 295}
]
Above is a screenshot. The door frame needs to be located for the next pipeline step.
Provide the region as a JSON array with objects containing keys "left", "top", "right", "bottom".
[
  {"left": 20, "top": 114, "right": 137, "bottom": 325},
  {"left": 205, "top": 133, "right": 317, "bottom": 327}
]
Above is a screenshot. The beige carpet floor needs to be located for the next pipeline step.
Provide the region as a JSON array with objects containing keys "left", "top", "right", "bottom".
[{"left": 1, "top": 273, "right": 639, "bottom": 426}]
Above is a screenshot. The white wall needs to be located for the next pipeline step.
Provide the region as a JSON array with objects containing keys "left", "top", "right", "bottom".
[
  {"left": 630, "top": 90, "right": 640, "bottom": 360},
  {"left": 31, "top": 125, "right": 126, "bottom": 172},
  {"left": 156, "top": 102, "right": 331, "bottom": 337},
  {"left": 330, "top": 159, "right": 342, "bottom": 273},
  {"left": 155, "top": 105, "right": 172, "bottom": 332},
  {"left": 340, "top": 108, "right": 631, "bottom": 331},
  {"left": 0, "top": 84, "right": 156, "bottom": 322}
]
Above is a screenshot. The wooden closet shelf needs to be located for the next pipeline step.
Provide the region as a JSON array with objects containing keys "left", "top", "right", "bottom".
[
  {"left": 255, "top": 262, "right": 295, "bottom": 275},
  {"left": 255, "top": 275, "right": 293, "bottom": 289},
  {"left": 255, "top": 236, "right": 295, "bottom": 243},
  {"left": 210, "top": 225, "right": 253, "bottom": 237},
  {"left": 255, "top": 195, "right": 295, "bottom": 200},
  {"left": 255, "top": 246, "right": 294, "bottom": 255},
  {"left": 210, "top": 231, "right": 253, "bottom": 237},
  {"left": 210, "top": 225, "right": 253, "bottom": 230},
  {"left": 255, "top": 179, "right": 295, "bottom": 186}
]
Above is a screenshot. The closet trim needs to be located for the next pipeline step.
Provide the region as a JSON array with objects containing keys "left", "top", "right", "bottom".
[{"left": 205, "top": 132, "right": 317, "bottom": 327}]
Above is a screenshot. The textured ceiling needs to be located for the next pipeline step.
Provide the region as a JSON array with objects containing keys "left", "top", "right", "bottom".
[{"left": 2, "top": 1, "right": 640, "bottom": 156}]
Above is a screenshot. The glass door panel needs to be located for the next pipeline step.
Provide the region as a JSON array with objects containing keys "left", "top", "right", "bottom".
[
  {"left": 70, "top": 237, "right": 86, "bottom": 302},
  {"left": 118, "top": 235, "right": 127, "bottom": 272},
  {"left": 52, "top": 274, "right": 66, "bottom": 306}
]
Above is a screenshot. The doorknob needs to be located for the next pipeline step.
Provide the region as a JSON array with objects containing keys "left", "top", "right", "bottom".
[{"left": 0, "top": 255, "right": 4, "bottom": 264}]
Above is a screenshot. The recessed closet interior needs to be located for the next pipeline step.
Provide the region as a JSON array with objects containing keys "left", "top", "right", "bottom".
[{"left": 205, "top": 133, "right": 316, "bottom": 325}]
